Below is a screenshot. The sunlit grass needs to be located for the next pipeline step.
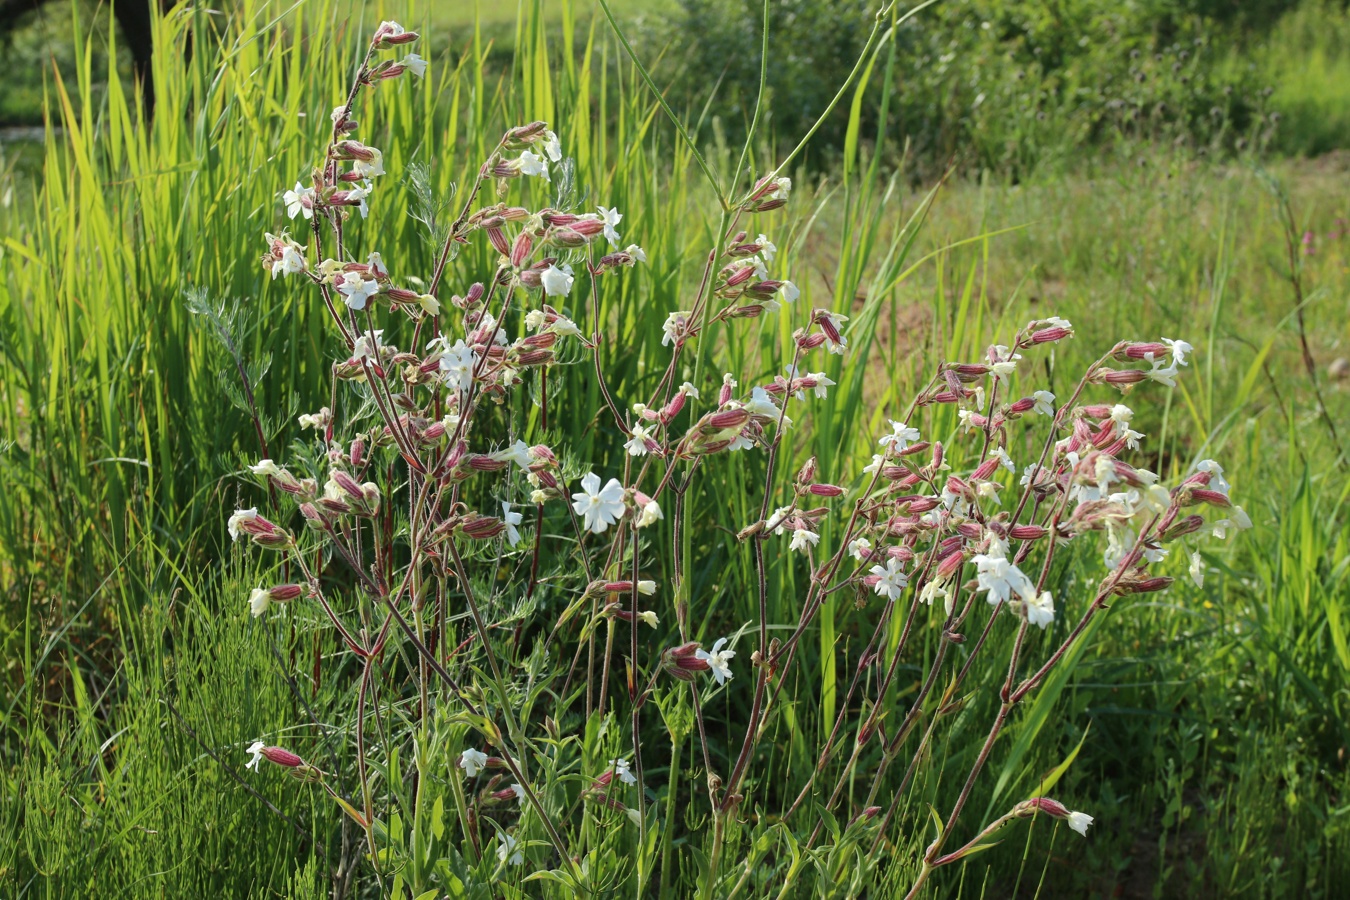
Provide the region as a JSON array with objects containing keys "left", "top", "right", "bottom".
[{"left": 1, "top": 0, "right": 1348, "bottom": 896}]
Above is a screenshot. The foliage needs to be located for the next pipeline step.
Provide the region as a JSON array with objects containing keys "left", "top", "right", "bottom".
[{"left": 0, "top": 0, "right": 1348, "bottom": 897}]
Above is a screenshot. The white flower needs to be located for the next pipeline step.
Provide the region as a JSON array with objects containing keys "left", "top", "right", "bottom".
[
  {"left": 766, "top": 507, "right": 793, "bottom": 535},
  {"left": 501, "top": 501, "right": 523, "bottom": 547},
  {"left": 350, "top": 182, "right": 372, "bottom": 217},
  {"left": 638, "top": 580, "right": 657, "bottom": 595},
  {"left": 245, "top": 741, "right": 266, "bottom": 771},
  {"left": 1122, "top": 428, "right": 1145, "bottom": 450},
  {"left": 298, "top": 408, "right": 329, "bottom": 430},
  {"left": 493, "top": 440, "right": 533, "bottom": 469},
  {"left": 402, "top": 53, "right": 427, "bottom": 78},
  {"left": 780, "top": 280, "right": 800, "bottom": 304},
  {"left": 228, "top": 508, "right": 258, "bottom": 541},
  {"left": 540, "top": 263, "right": 574, "bottom": 297},
  {"left": 271, "top": 244, "right": 305, "bottom": 279},
  {"left": 249, "top": 459, "right": 282, "bottom": 477},
  {"left": 1189, "top": 550, "right": 1204, "bottom": 588},
  {"left": 547, "top": 315, "right": 581, "bottom": 337},
  {"left": 351, "top": 330, "right": 386, "bottom": 361},
  {"left": 971, "top": 550, "right": 1037, "bottom": 605},
  {"left": 626, "top": 244, "right": 647, "bottom": 263},
  {"left": 571, "top": 472, "right": 625, "bottom": 534},
  {"left": 1025, "top": 590, "right": 1055, "bottom": 628},
  {"left": 353, "top": 148, "right": 385, "bottom": 179},
  {"left": 1195, "top": 459, "right": 1229, "bottom": 495},
  {"left": 337, "top": 271, "right": 380, "bottom": 311},
  {"left": 1209, "top": 505, "right": 1252, "bottom": 540},
  {"left": 790, "top": 529, "right": 820, "bottom": 553},
  {"left": 497, "top": 833, "right": 524, "bottom": 866},
  {"left": 509, "top": 783, "right": 526, "bottom": 805},
  {"left": 1145, "top": 361, "right": 1179, "bottom": 387},
  {"left": 283, "top": 181, "right": 314, "bottom": 219},
  {"left": 1162, "top": 338, "right": 1192, "bottom": 368},
  {"left": 517, "top": 149, "right": 550, "bottom": 181},
  {"left": 460, "top": 747, "right": 489, "bottom": 777},
  {"left": 806, "top": 372, "right": 835, "bottom": 399},
  {"left": 757, "top": 234, "right": 777, "bottom": 264},
  {"left": 625, "top": 424, "right": 652, "bottom": 456},
  {"left": 990, "top": 345, "right": 1021, "bottom": 378},
  {"left": 530, "top": 488, "right": 548, "bottom": 504},
  {"left": 597, "top": 206, "right": 623, "bottom": 246},
  {"left": 1020, "top": 463, "right": 1042, "bottom": 487},
  {"left": 1045, "top": 316, "right": 1073, "bottom": 330},
  {"left": 542, "top": 130, "right": 562, "bottom": 162},
  {"left": 637, "top": 498, "right": 663, "bottom": 528},
  {"left": 1032, "top": 390, "right": 1055, "bottom": 417},
  {"left": 848, "top": 537, "right": 872, "bottom": 560},
  {"left": 879, "top": 421, "right": 921, "bottom": 453},
  {"left": 609, "top": 758, "right": 637, "bottom": 785},
  {"left": 993, "top": 446, "right": 1015, "bottom": 472},
  {"left": 695, "top": 637, "right": 735, "bottom": 685},
  {"left": 679, "top": 381, "right": 700, "bottom": 399},
  {"left": 438, "top": 340, "right": 477, "bottom": 393},
  {"left": 919, "top": 580, "right": 952, "bottom": 614},
  {"left": 638, "top": 610, "right": 659, "bottom": 627},
  {"left": 661, "top": 311, "right": 691, "bottom": 347},
  {"left": 863, "top": 454, "right": 884, "bottom": 475},
  {"left": 869, "top": 557, "right": 909, "bottom": 600},
  {"left": 743, "top": 387, "right": 781, "bottom": 419},
  {"left": 1067, "top": 811, "right": 1094, "bottom": 836},
  {"left": 249, "top": 588, "right": 271, "bottom": 618},
  {"left": 1110, "top": 404, "right": 1133, "bottom": 425},
  {"left": 771, "top": 176, "right": 791, "bottom": 200}
]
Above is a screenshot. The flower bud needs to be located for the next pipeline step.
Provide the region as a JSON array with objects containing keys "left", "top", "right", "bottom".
[
  {"left": 372, "top": 20, "right": 419, "bottom": 48},
  {"left": 1161, "top": 514, "right": 1205, "bottom": 541},
  {"left": 460, "top": 514, "right": 506, "bottom": 540},
  {"left": 662, "top": 642, "right": 710, "bottom": 681},
  {"left": 807, "top": 483, "right": 846, "bottom": 498},
  {"left": 706, "top": 408, "right": 752, "bottom": 431},
  {"left": 1091, "top": 367, "right": 1148, "bottom": 386},
  {"left": 261, "top": 746, "right": 305, "bottom": 768},
  {"left": 1029, "top": 326, "right": 1071, "bottom": 344},
  {"left": 1009, "top": 524, "right": 1048, "bottom": 540}
]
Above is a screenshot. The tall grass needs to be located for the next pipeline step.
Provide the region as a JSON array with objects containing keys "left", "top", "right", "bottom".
[{"left": 1, "top": 0, "right": 1348, "bottom": 896}]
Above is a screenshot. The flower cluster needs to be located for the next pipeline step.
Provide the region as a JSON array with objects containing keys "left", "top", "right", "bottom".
[{"left": 225, "top": 19, "right": 1250, "bottom": 896}]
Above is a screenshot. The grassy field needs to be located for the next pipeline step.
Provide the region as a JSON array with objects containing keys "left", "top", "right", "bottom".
[{"left": 1, "top": 0, "right": 1348, "bottom": 897}]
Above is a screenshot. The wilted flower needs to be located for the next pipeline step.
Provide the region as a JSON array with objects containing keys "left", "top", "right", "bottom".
[{"left": 402, "top": 53, "right": 427, "bottom": 78}]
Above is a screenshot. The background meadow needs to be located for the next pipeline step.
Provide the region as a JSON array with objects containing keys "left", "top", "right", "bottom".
[{"left": 1, "top": 0, "right": 1349, "bottom": 896}]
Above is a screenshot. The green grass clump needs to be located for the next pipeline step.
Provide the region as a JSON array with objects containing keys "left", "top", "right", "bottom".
[{"left": 1, "top": 0, "right": 1348, "bottom": 897}]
